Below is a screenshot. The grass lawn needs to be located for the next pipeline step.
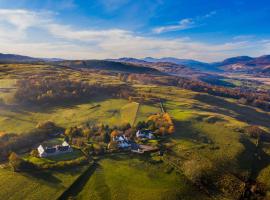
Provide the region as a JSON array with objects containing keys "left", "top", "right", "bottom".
[
  {"left": 25, "top": 148, "right": 84, "bottom": 165},
  {"left": 76, "top": 154, "right": 209, "bottom": 200}
]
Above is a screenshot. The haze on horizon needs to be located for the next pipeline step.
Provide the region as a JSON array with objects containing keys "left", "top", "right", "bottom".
[{"left": 0, "top": 0, "right": 270, "bottom": 62}]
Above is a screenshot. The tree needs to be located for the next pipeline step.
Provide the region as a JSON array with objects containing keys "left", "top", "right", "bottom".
[
  {"left": 147, "top": 120, "right": 156, "bottom": 131},
  {"left": 65, "top": 127, "right": 73, "bottom": 139},
  {"left": 168, "top": 125, "right": 175, "bottom": 134},
  {"left": 110, "top": 130, "right": 119, "bottom": 138},
  {"left": 30, "top": 149, "right": 39, "bottom": 157},
  {"left": 9, "top": 152, "right": 23, "bottom": 172},
  {"left": 136, "top": 121, "right": 147, "bottom": 130},
  {"left": 245, "top": 126, "right": 267, "bottom": 139},
  {"left": 102, "top": 131, "right": 110, "bottom": 143}
]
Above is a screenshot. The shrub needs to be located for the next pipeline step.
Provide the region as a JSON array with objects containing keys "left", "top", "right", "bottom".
[{"left": 245, "top": 126, "right": 267, "bottom": 139}]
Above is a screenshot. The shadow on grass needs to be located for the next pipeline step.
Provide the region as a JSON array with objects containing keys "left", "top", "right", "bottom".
[
  {"left": 2, "top": 94, "right": 114, "bottom": 115},
  {"left": 58, "top": 163, "right": 98, "bottom": 200},
  {"left": 194, "top": 94, "right": 270, "bottom": 127},
  {"left": 238, "top": 137, "right": 270, "bottom": 180}
]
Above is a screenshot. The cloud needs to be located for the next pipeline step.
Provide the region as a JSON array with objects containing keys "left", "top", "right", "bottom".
[
  {"left": 45, "top": 23, "right": 131, "bottom": 42},
  {"left": 0, "top": 9, "right": 51, "bottom": 31},
  {"left": 0, "top": 9, "right": 269, "bottom": 62},
  {"left": 153, "top": 18, "right": 195, "bottom": 34},
  {"left": 152, "top": 11, "right": 216, "bottom": 34},
  {"left": 203, "top": 11, "right": 217, "bottom": 18}
]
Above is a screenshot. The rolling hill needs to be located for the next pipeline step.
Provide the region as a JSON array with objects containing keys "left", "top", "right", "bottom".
[
  {"left": 54, "top": 60, "right": 163, "bottom": 74},
  {"left": 1, "top": 53, "right": 270, "bottom": 76}
]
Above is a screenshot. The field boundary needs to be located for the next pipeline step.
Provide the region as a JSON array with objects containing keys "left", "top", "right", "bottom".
[{"left": 132, "top": 102, "right": 140, "bottom": 126}]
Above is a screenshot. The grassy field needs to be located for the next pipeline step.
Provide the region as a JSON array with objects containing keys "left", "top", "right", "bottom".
[
  {"left": 76, "top": 154, "right": 209, "bottom": 200},
  {"left": 1, "top": 64, "right": 270, "bottom": 199},
  {"left": 0, "top": 98, "right": 160, "bottom": 134},
  {"left": 0, "top": 166, "right": 88, "bottom": 200},
  {"left": 120, "top": 102, "right": 140, "bottom": 125}
]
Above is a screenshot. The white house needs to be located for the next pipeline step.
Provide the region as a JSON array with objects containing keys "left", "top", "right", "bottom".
[
  {"left": 37, "top": 141, "right": 73, "bottom": 158},
  {"left": 113, "top": 135, "right": 131, "bottom": 148},
  {"left": 136, "top": 129, "right": 154, "bottom": 139}
]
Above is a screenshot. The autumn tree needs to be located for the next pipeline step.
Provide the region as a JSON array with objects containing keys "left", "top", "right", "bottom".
[
  {"left": 9, "top": 152, "right": 24, "bottom": 172},
  {"left": 110, "top": 130, "right": 119, "bottom": 138},
  {"left": 30, "top": 149, "right": 39, "bottom": 157}
]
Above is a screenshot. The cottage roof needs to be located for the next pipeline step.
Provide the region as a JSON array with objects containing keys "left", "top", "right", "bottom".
[
  {"left": 62, "top": 141, "right": 70, "bottom": 146},
  {"left": 37, "top": 145, "right": 44, "bottom": 153}
]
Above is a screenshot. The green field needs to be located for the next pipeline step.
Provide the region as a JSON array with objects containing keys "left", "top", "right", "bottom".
[
  {"left": 1, "top": 64, "right": 270, "bottom": 199},
  {"left": 76, "top": 155, "right": 208, "bottom": 200},
  {"left": 120, "top": 102, "right": 140, "bottom": 125},
  {"left": 0, "top": 166, "right": 87, "bottom": 200},
  {"left": 0, "top": 99, "right": 159, "bottom": 134}
]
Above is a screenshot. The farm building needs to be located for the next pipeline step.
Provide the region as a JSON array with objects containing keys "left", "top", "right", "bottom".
[
  {"left": 136, "top": 129, "right": 154, "bottom": 139},
  {"left": 37, "top": 141, "right": 73, "bottom": 157},
  {"left": 112, "top": 135, "right": 131, "bottom": 148}
]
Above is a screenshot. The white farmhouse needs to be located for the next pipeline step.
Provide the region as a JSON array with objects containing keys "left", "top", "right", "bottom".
[
  {"left": 136, "top": 129, "right": 154, "bottom": 139},
  {"left": 37, "top": 141, "right": 73, "bottom": 158},
  {"left": 112, "top": 135, "right": 131, "bottom": 148}
]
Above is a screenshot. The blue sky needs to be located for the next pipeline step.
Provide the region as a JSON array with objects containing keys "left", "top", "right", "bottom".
[{"left": 0, "top": 0, "right": 270, "bottom": 62}]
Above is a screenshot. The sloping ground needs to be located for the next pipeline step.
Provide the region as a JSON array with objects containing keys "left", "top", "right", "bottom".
[
  {"left": 0, "top": 166, "right": 87, "bottom": 200},
  {"left": 76, "top": 155, "right": 209, "bottom": 200},
  {"left": 0, "top": 99, "right": 129, "bottom": 134},
  {"left": 55, "top": 60, "right": 162, "bottom": 74},
  {"left": 135, "top": 85, "right": 270, "bottom": 198}
]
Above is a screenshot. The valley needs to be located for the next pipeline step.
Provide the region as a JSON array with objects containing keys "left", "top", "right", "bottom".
[{"left": 0, "top": 61, "right": 270, "bottom": 199}]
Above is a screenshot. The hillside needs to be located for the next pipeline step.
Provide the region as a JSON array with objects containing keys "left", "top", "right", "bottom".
[
  {"left": 143, "top": 57, "right": 213, "bottom": 71},
  {"left": 0, "top": 63, "right": 270, "bottom": 199},
  {"left": 0, "top": 53, "right": 41, "bottom": 63},
  {"left": 213, "top": 55, "right": 270, "bottom": 75},
  {"left": 54, "top": 60, "right": 163, "bottom": 74}
]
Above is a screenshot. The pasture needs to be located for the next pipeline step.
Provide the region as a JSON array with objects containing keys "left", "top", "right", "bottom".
[
  {"left": 76, "top": 155, "right": 208, "bottom": 200},
  {"left": 1, "top": 64, "right": 270, "bottom": 199},
  {"left": 0, "top": 166, "right": 88, "bottom": 200},
  {"left": 0, "top": 98, "right": 159, "bottom": 134}
]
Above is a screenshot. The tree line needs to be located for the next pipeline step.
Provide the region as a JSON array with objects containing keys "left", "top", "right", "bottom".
[{"left": 14, "top": 77, "right": 135, "bottom": 105}]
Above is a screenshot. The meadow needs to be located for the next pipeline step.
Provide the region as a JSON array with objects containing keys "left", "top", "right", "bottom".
[
  {"left": 75, "top": 154, "right": 209, "bottom": 200},
  {"left": 1, "top": 63, "right": 270, "bottom": 199},
  {"left": 0, "top": 166, "right": 88, "bottom": 200}
]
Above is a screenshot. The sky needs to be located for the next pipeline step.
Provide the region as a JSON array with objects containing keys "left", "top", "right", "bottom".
[{"left": 0, "top": 0, "right": 270, "bottom": 62}]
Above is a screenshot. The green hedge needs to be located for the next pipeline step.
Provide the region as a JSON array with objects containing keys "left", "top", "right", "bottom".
[{"left": 36, "top": 156, "right": 88, "bottom": 170}]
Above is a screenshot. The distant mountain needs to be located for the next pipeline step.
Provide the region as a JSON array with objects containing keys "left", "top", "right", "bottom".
[
  {"left": 107, "top": 57, "right": 148, "bottom": 64},
  {"left": 1, "top": 52, "right": 270, "bottom": 76},
  {"left": 143, "top": 57, "right": 215, "bottom": 71},
  {"left": 0, "top": 53, "right": 41, "bottom": 63},
  {"left": 214, "top": 55, "right": 270, "bottom": 75},
  {"left": 109, "top": 58, "right": 208, "bottom": 78},
  {"left": 0, "top": 53, "right": 64, "bottom": 63},
  {"left": 215, "top": 56, "right": 254, "bottom": 66}
]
